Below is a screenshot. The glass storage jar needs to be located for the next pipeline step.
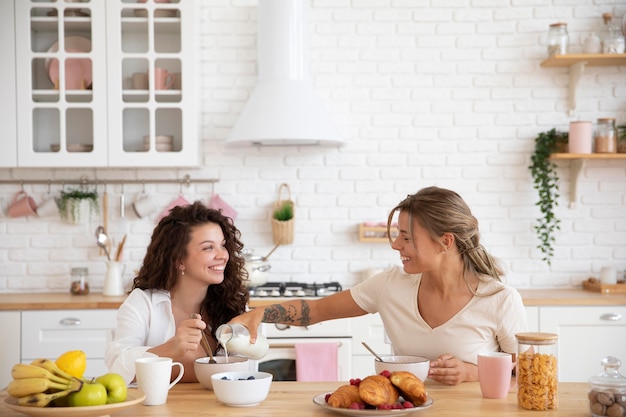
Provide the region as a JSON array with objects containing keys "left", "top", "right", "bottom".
[
  {"left": 595, "top": 118, "right": 617, "bottom": 153},
  {"left": 588, "top": 356, "right": 626, "bottom": 417},
  {"left": 516, "top": 332, "right": 559, "bottom": 410},
  {"left": 547, "top": 23, "right": 569, "bottom": 56},
  {"left": 70, "top": 267, "right": 90, "bottom": 295}
]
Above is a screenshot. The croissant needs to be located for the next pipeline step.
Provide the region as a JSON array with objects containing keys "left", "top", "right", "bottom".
[
  {"left": 327, "top": 384, "right": 361, "bottom": 408},
  {"left": 358, "top": 375, "right": 399, "bottom": 406},
  {"left": 389, "top": 371, "right": 428, "bottom": 406}
]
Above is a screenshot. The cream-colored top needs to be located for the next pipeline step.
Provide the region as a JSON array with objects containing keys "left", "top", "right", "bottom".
[{"left": 350, "top": 266, "right": 528, "bottom": 364}]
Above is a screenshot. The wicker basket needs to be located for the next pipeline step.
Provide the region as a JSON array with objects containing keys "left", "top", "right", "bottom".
[{"left": 272, "top": 183, "right": 294, "bottom": 245}]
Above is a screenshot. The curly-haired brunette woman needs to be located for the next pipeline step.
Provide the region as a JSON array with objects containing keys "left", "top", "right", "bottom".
[{"left": 105, "top": 201, "right": 249, "bottom": 383}]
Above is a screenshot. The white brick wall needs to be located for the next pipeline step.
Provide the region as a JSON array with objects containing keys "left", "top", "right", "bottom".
[{"left": 1, "top": 1, "right": 625, "bottom": 293}]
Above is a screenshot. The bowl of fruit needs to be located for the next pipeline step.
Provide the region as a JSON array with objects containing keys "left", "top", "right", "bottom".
[
  {"left": 210, "top": 371, "right": 273, "bottom": 407},
  {"left": 374, "top": 355, "right": 430, "bottom": 382}
]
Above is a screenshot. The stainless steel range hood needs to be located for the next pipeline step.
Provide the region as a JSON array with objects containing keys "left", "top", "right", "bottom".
[{"left": 225, "top": 0, "right": 342, "bottom": 147}]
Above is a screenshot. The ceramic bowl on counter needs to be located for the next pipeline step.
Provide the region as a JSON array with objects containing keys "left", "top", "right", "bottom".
[
  {"left": 194, "top": 356, "right": 249, "bottom": 390},
  {"left": 374, "top": 355, "right": 430, "bottom": 381},
  {"left": 211, "top": 371, "right": 273, "bottom": 407}
]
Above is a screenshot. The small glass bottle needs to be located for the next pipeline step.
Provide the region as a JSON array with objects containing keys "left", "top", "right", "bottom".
[
  {"left": 547, "top": 23, "right": 569, "bottom": 57},
  {"left": 595, "top": 118, "right": 617, "bottom": 153},
  {"left": 516, "top": 332, "right": 559, "bottom": 410},
  {"left": 601, "top": 13, "right": 626, "bottom": 54},
  {"left": 70, "top": 267, "right": 90, "bottom": 295},
  {"left": 215, "top": 323, "right": 269, "bottom": 360}
]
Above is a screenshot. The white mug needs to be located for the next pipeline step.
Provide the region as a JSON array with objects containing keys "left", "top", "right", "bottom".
[
  {"left": 132, "top": 194, "right": 157, "bottom": 219},
  {"left": 135, "top": 357, "right": 184, "bottom": 406},
  {"left": 37, "top": 197, "right": 59, "bottom": 218}
]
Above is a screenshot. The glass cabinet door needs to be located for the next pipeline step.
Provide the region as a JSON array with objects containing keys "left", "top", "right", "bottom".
[
  {"left": 15, "top": 0, "right": 108, "bottom": 167},
  {"left": 107, "top": 0, "right": 197, "bottom": 167}
]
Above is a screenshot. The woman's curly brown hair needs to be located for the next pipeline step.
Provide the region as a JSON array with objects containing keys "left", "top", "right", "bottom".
[{"left": 132, "top": 201, "right": 249, "bottom": 341}]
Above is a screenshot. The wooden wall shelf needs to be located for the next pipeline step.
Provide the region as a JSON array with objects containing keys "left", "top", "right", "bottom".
[
  {"left": 358, "top": 224, "right": 397, "bottom": 243},
  {"left": 550, "top": 153, "right": 626, "bottom": 207},
  {"left": 540, "top": 54, "right": 626, "bottom": 68},
  {"left": 540, "top": 54, "right": 626, "bottom": 114}
]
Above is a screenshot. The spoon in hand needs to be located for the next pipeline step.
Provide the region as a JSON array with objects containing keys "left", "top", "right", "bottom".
[
  {"left": 192, "top": 314, "right": 216, "bottom": 363},
  {"left": 362, "top": 342, "right": 384, "bottom": 362}
]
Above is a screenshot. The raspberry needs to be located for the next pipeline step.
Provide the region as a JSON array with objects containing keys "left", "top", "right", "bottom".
[
  {"left": 402, "top": 401, "right": 415, "bottom": 408},
  {"left": 392, "top": 403, "right": 404, "bottom": 409},
  {"left": 324, "top": 393, "right": 332, "bottom": 403},
  {"left": 349, "top": 402, "right": 360, "bottom": 409},
  {"left": 379, "top": 370, "right": 391, "bottom": 378},
  {"left": 377, "top": 404, "right": 392, "bottom": 410},
  {"left": 349, "top": 378, "right": 362, "bottom": 386}
]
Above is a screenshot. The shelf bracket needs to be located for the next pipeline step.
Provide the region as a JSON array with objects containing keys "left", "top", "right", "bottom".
[
  {"left": 568, "top": 61, "right": 586, "bottom": 116},
  {"left": 568, "top": 159, "right": 585, "bottom": 208}
]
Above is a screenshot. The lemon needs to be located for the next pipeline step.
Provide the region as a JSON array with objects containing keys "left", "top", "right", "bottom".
[{"left": 55, "top": 350, "right": 87, "bottom": 379}]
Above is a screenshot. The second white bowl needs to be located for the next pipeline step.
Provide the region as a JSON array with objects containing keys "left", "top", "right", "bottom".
[{"left": 374, "top": 355, "right": 430, "bottom": 381}]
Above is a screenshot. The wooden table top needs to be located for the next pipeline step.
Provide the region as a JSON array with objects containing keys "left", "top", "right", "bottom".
[
  {"left": 0, "top": 287, "right": 624, "bottom": 311},
  {"left": 0, "top": 381, "right": 591, "bottom": 417}
]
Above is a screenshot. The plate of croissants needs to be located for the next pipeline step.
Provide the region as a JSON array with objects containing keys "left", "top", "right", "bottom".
[{"left": 313, "top": 371, "right": 433, "bottom": 416}]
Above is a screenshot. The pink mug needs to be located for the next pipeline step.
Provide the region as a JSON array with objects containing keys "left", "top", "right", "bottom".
[
  {"left": 8, "top": 191, "right": 38, "bottom": 218},
  {"left": 478, "top": 352, "right": 514, "bottom": 399},
  {"left": 154, "top": 67, "right": 175, "bottom": 90}
]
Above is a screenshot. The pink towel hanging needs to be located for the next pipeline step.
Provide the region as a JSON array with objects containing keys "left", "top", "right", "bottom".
[{"left": 295, "top": 342, "right": 338, "bottom": 382}]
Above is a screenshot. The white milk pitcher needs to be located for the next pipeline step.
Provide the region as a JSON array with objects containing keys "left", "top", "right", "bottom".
[
  {"left": 103, "top": 261, "right": 126, "bottom": 296},
  {"left": 215, "top": 323, "right": 269, "bottom": 360}
]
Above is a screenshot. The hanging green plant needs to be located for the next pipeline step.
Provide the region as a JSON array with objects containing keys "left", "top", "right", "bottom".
[
  {"left": 273, "top": 201, "right": 294, "bottom": 221},
  {"left": 528, "top": 128, "right": 568, "bottom": 265},
  {"left": 57, "top": 188, "right": 99, "bottom": 224}
]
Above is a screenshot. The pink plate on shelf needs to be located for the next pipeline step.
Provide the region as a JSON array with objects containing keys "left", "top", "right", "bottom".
[{"left": 46, "top": 37, "right": 92, "bottom": 90}]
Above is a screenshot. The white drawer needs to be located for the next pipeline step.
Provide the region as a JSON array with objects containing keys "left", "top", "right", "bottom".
[{"left": 21, "top": 309, "right": 117, "bottom": 360}]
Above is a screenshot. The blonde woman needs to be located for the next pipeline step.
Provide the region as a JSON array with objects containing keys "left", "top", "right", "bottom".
[{"left": 232, "top": 186, "right": 527, "bottom": 385}]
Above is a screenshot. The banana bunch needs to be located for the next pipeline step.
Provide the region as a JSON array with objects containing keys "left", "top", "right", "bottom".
[{"left": 8, "top": 359, "right": 84, "bottom": 407}]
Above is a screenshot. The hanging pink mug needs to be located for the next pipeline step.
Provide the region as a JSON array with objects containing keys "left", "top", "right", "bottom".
[
  {"left": 156, "top": 194, "right": 190, "bottom": 224},
  {"left": 8, "top": 191, "right": 38, "bottom": 218}
]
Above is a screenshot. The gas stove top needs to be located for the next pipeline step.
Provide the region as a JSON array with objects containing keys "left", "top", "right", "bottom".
[{"left": 248, "top": 282, "right": 343, "bottom": 298}]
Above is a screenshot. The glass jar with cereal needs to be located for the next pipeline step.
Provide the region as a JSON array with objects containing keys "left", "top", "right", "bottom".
[{"left": 516, "top": 332, "right": 559, "bottom": 411}]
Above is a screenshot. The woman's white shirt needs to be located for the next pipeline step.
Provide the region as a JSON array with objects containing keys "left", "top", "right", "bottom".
[{"left": 350, "top": 266, "right": 528, "bottom": 365}]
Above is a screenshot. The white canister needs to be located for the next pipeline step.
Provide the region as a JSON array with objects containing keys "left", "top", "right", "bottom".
[
  {"left": 600, "top": 267, "right": 617, "bottom": 285},
  {"left": 568, "top": 121, "right": 593, "bottom": 154}
]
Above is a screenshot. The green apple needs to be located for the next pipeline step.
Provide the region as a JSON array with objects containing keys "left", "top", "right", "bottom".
[
  {"left": 67, "top": 379, "right": 107, "bottom": 407},
  {"left": 95, "top": 373, "right": 128, "bottom": 404}
]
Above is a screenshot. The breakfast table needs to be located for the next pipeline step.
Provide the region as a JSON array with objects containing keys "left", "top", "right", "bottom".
[{"left": 1, "top": 381, "right": 591, "bottom": 417}]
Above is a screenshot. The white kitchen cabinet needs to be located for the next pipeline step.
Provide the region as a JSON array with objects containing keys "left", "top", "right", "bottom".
[
  {"left": 21, "top": 309, "right": 118, "bottom": 379},
  {"left": 525, "top": 306, "right": 539, "bottom": 332},
  {"left": 539, "top": 306, "right": 626, "bottom": 382},
  {"left": 0, "top": 312, "right": 21, "bottom": 389},
  {"left": 0, "top": 1, "right": 17, "bottom": 168},
  {"left": 351, "top": 314, "right": 391, "bottom": 378},
  {"left": 11, "top": 0, "right": 197, "bottom": 168}
]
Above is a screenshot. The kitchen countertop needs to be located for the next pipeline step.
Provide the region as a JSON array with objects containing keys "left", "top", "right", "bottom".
[
  {"left": 0, "top": 288, "right": 624, "bottom": 311},
  {"left": 0, "top": 381, "right": 592, "bottom": 416}
]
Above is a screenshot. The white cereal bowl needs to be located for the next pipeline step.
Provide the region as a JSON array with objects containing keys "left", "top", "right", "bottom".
[
  {"left": 194, "top": 356, "right": 249, "bottom": 390},
  {"left": 210, "top": 371, "right": 273, "bottom": 407},
  {"left": 374, "top": 355, "right": 430, "bottom": 381}
]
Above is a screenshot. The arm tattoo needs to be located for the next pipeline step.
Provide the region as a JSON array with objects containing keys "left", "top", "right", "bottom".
[{"left": 261, "top": 300, "right": 313, "bottom": 326}]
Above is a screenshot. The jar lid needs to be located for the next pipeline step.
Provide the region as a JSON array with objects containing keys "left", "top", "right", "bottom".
[
  {"left": 549, "top": 22, "right": 567, "bottom": 27},
  {"left": 71, "top": 267, "right": 88, "bottom": 275},
  {"left": 597, "top": 118, "right": 616, "bottom": 122},
  {"left": 515, "top": 332, "right": 558, "bottom": 344},
  {"left": 589, "top": 357, "right": 626, "bottom": 389}
]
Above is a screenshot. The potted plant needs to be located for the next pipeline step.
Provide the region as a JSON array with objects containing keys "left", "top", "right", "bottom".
[
  {"left": 57, "top": 188, "right": 99, "bottom": 224},
  {"left": 528, "top": 128, "right": 568, "bottom": 265}
]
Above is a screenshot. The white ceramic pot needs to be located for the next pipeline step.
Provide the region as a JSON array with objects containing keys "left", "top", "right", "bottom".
[{"left": 243, "top": 255, "right": 271, "bottom": 287}]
